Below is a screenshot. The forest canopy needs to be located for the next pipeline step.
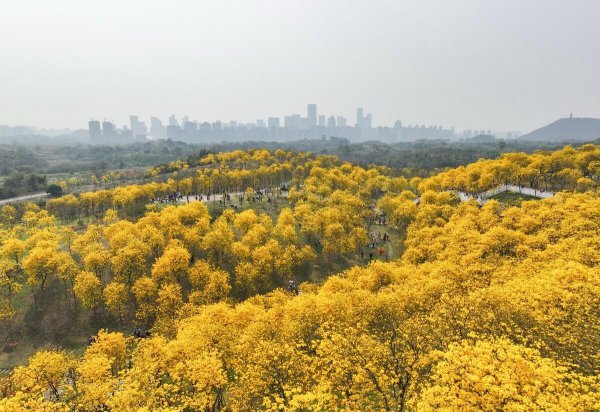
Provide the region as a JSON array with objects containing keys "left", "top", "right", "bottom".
[{"left": 0, "top": 145, "right": 598, "bottom": 411}]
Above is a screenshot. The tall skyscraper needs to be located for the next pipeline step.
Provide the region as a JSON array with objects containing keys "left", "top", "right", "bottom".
[
  {"left": 284, "top": 114, "right": 302, "bottom": 128},
  {"left": 101, "top": 120, "right": 115, "bottom": 138},
  {"left": 130, "top": 115, "right": 148, "bottom": 138},
  {"left": 268, "top": 117, "right": 280, "bottom": 128},
  {"left": 336, "top": 116, "right": 347, "bottom": 127},
  {"left": 365, "top": 113, "right": 372, "bottom": 129},
  {"left": 307, "top": 104, "right": 317, "bottom": 127},
  {"left": 121, "top": 125, "right": 134, "bottom": 141},
  {"left": 284, "top": 116, "right": 293, "bottom": 128},
  {"left": 183, "top": 121, "right": 198, "bottom": 139},
  {"left": 327, "top": 115, "right": 336, "bottom": 128},
  {"left": 169, "top": 114, "right": 179, "bottom": 126},
  {"left": 356, "top": 108, "right": 364, "bottom": 127},
  {"left": 318, "top": 115, "right": 326, "bottom": 127},
  {"left": 166, "top": 124, "right": 182, "bottom": 139},
  {"left": 150, "top": 117, "right": 166, "bottom": 137},
  {"left": 129, "top": 115, "right": 138, "bottom": 131},
  {"left": 88, "top": 120, "right": 101, "bottom": 142},
  {"left": 355, "top": 107, "right": 373, "bottom": 136}
]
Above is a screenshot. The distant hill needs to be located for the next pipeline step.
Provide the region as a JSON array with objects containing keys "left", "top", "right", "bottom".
[{"left": 520, "top": 117, "right": 600, "bottom": 142}]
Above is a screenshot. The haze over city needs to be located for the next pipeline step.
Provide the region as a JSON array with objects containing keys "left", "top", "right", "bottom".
[
  {"left": 0, "top": 1, "right": 599, "bottom": 409},
  {"left": 2, "top": 0, "right": 600, "bottom": 133}
]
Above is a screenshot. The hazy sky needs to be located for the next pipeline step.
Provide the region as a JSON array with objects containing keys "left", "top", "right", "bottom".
[{"left": 1, "top": 0, "right": 599, "bottom": 132}]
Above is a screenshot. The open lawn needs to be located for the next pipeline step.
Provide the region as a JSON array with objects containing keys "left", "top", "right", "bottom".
[{"left": 490, "top": 191, "right": 538, "bottom": 206}]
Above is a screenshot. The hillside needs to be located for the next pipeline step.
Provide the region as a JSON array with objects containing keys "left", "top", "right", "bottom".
[
  {"left": 0, "top": 146, "right": 598, "bottom": 410},
  {"left": 521, "top": 117, "right": 600, "bottom": 142}
]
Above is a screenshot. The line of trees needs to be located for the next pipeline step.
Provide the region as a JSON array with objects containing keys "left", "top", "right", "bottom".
[{"left": 419, "top": 144, "right": 600, "bottom": 193}]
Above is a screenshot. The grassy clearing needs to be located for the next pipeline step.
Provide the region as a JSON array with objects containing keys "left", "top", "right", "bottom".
[{"left": 490, "top": 191, "right": 538, "bottom": 206}]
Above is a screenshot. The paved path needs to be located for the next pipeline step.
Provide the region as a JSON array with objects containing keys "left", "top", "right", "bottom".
[
  {"left": 162, "top": 188, "right": 287, "bottom": 206},
  {"left": 0, "top": 192, "right": 47, "bottom": 206},
  {"left": 458, "top": 185, "right": 554, "bottom": 205},
  {"left": 168, "top": 192, "right": 240, "bottom": 206},
  {"left": 414, "top": 185, "right": 555, "bottom": 205}
]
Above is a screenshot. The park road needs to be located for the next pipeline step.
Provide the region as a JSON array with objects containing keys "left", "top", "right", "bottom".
[{"left": 0, "top": 192, "right": 47, "bottom": 206}]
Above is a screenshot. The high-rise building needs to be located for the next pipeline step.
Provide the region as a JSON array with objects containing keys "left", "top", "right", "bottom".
[
  {"left": 336, "top": 116, "right": 347, "bottom": 127},
  {"left": 88, "top": 120, "right": 101, "bottom": 142},
  {"left": 257, "top": 119, "right": 265, "bottom": 128},
  {"left": 307, "top": 104, "right": 317, "bottom": 127},
  {"left": 356, "top": 108, "right": 364, "bottom": 127},
  {"left": 268, "top": 117, "right": 280, "bottom": 128},
  {"left": 121, "top": 125, "right": 133, "bottom": 141},
  {"left": 393, "top": 120, "right": 402, "bottom": 140},
  {"left": 150, "top": 117, "right": 166, "bottom": 137},
  {"left": 130, "top": 115, "right": 148, "bottom": 138},
  {"left": 168, "top": 114, "right": 179, "bottom": 126},
  {"left": 167, "top": 125, "right": 182, "bottom": 139},
  {"left": 355, "top": 107, "right": 373, "bottom": 135},
  {"left": 284, "top": 114, "right": 302, "bottom": 128},
  {"left": 102, "top": 120, "right": 115, "bottom": 139},
  {"left": 318, "top": 115, "right": 326, "bottom": 127},
  {"left": 183, "top": 121, "right": 198, "bottom": 139},
  {"left": 327, "top": 115, "right": 336, "bottom": 128}
]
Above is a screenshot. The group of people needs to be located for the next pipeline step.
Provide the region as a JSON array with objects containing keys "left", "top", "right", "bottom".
[
  {"left": 360, "top": 247, "right": 387, "bottom": 261},
  {"left": 133, "top": 328, "right": 151, "bottom": 339},
  {"left": 286, "top": 280, "right": 300, "bottom": 295},
  {"left": 216, "top": 190, "right": 273, "bottom": 210},
  {"left": 88, "top": 328, "right": 151, "bottom": 346},
  {"left": 359, "top": 230, "right": 391, "bottom": 262},
  {"left": 149, "top": 187, "right": 280, "bottom": 210},
  {"left": 367, "top": 231, "right": 390, "bottom": 248},
  {"left": 150, "top": 192, "right": 186, "bottom": 204}
]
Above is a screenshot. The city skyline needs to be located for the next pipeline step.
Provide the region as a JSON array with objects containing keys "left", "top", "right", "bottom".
[
  {"left": 102, "top": 101, "right": 511, "bottom": 135},
  {"left": 1, "top": 102, "right": 510, "bottom": 137},
  {"left": 86, "top": 105, "right": 498, "bottom": 136},
  {"left": 1, "top": 1, "right": 599, "bottom": 132},
  {"left": 86, "top": 103, "right": 505, "bottom": 145}
]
